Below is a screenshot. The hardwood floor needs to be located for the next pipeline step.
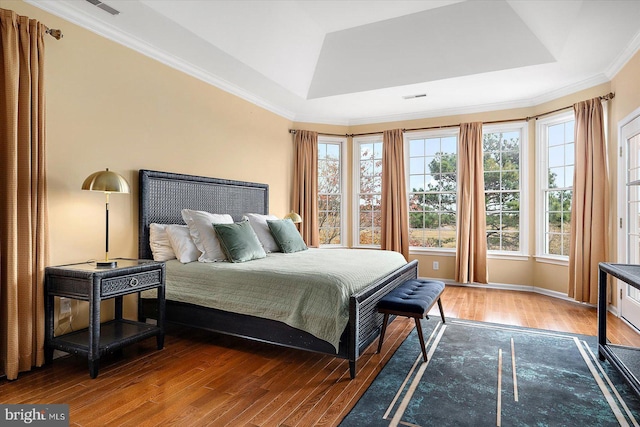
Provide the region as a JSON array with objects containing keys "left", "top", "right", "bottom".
[{"left": 3, "top": 285, "right": 640, "bottom": 426}]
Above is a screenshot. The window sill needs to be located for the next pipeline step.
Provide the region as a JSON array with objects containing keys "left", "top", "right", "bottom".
[
  {"left": 351, "top": 245, "right": 381, "bottom": 250},
  {"left": 487, "top": 252, "right": 530, "bottom": 261},
  {"left": 409, "top": 248, "right": 456, "bottom": 257},
  {"left": 534, "top": 255, "right": 569, "bottom": 266}
]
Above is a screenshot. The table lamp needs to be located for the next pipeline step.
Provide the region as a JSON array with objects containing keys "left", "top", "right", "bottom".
[
  {"left": 283, "top": 211, "right": 302, "bottom": 223},
  {"left": 82, "top": 168, "right": 130, "bottom": 268}
]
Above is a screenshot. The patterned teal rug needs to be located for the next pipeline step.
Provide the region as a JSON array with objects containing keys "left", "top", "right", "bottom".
[{"left": 341, "top": 319, "right": 640, "bottom": 427}]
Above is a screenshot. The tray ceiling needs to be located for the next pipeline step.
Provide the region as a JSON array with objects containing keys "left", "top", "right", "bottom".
[{"left": 26, "top": 0, "right": 640, "bottom": 125}]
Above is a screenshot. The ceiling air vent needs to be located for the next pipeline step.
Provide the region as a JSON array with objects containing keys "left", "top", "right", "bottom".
[
  {"left": 402, "top": 94, "right": 427, "bottom": 100},
  {"left": 85, "top": 0, "right": 120, "bottom": 16}
]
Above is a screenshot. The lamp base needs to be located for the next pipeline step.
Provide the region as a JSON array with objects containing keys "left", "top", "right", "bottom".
[{"left": 96, "top": 260, "right": 117, "bottom": 268}]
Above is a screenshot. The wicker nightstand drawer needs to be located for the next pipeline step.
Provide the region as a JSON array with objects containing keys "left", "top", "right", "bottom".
[{"left": 102, "top": 270, "right": 161, "bottom": 296}]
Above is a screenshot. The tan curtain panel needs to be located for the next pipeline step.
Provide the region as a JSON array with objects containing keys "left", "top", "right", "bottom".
[
  {"left": 455, "top": 122, "right": 488, "bottom": 284},
  {"left": 381, "top": 129, "right": 409, "bottom": 260},
  {"left": 292, "top": 130, "right": 319, "bottom": 247},
  {"left": 568, "top": 98, "right": 609, "bottom": 304},
  {"left": 0, "top": 8, "right": 49, "bottom": 380}
]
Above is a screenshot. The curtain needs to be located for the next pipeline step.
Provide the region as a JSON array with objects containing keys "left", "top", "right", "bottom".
[
  {"left": 292, "top": 130, "right": 319, "bottom": 247},
  {"left": 381, "top": 129, "right": 409, "bottom": 260},
  {"left": 455, "top": 122, "right": 488, "bottom": 284},
  {"left": 568, "top": 98, "right": 608, "bottom": 304},
  {"left": 0, "top": 9, "right": 49, "bottom": 380}
]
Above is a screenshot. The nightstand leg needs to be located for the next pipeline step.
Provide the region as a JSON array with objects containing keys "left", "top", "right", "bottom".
[
  {"left": 89, "top": 360, "right": 99, "bottom": 379},
  {"left": 89, "top": 278, "right": 101, "bottom": 379},
  {"left": 157, "top": 334, "right": 164, "bottom": 350}
]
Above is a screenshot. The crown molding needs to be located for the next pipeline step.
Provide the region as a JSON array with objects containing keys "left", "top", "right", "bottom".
[
  {"left": 606, "top": 29, "right": 640, "bottom": 80},
  {"left": 528, "top": 74, "right": 611, "bottom": 106},
  {"left": 25, "top": 0, "right": 297, "bottom": 121},
  {"left": 338, "top": 75, "right": 612, "bottom": 127},
  {"left": 341, "top": 98, "right": 535, "bottom": 127}
]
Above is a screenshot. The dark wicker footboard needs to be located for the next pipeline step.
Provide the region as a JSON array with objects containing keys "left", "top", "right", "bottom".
[{"left": 347, "top": 259, "right": 418, "bottom": 378}]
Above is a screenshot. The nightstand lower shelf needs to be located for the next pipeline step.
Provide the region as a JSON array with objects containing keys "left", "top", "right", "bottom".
[
  {"left": 48, "top": 319, "right": 163, "bottom": 378},
  {"left": 49, "top": 319, "right": 162, "bottom": 354}
]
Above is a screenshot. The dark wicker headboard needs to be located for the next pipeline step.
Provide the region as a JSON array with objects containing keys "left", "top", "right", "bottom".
[{"left": 138, "top": 169, "right": 269, "bottom": 260}]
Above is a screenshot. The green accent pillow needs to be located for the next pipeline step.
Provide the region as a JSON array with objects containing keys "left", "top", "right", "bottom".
[
  {"left": 213, "top": 220, "right": 266, "bottom": 263},
  {"left": 266, "top": 219, "right": 308, "bottom": 253}
]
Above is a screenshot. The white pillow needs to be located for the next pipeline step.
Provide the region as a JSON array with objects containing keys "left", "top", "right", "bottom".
[
  {"left": 165, "top": 224, "right": 200, "bottom": 263},
  {"left": 149, "top": 223, "right": 176, "bottom": 261},
  {"left": 181, "top": 209, "right": 233, "bottom": 262},
  {"left": 244, "top": 213, "right": 280, "bottom": 253}
]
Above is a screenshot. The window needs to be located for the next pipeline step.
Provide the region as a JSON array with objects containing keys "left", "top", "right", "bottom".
[
  {"left": 406, "top": 130, "right": 458, "bottom": 249},
  {"left": 537, "top": 112, "right": 575, "bottom": 258},
  {"left": 318, "top": 137, "right": 346, "bottom": 246},
  {"left": 483, "top": 123, "right": 526, "bottom": 253},
  {"left": 354, "top": 137, "right": 383, "bottom": 247}
]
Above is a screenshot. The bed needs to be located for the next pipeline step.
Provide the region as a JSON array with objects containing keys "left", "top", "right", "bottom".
[{"left": 137, "top": 169, "right": 418, "bottom": 378}]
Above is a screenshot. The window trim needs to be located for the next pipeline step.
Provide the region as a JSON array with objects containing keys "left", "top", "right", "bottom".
[
  {"left": 535, "top": 110, "right": 575, "bottom": 263},
  {"left": 482, "top": 121, "right": 529, "bottom": 256},
  {"left": 352, "top": 134, "right": 383, "bottom": 249},
  {"left": 404, "top": 127, "right": 460, "bottom": 253},
  {"left": 318, "top": 135, "right": 348, "bottom": 248}
]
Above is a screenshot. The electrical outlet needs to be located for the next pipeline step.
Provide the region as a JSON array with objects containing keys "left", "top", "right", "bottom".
[
  {"left": 433, "top": 261, "right": 439, "bottom": 270},
  {"left": 59, "top": 297, "right": 71, "bottom": 319}
]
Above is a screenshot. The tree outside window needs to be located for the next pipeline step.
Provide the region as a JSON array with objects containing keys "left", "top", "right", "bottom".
[
  {"left": 407, "top": 134, "right": 458, "bottom": 248},
  {"left": 356, "top": 139, "right": 383, "bottom": 246},
  {"left": 544, "top": 120, "right": 574, "bottom": 256},
  {"left": 484, "top": 130, "right": 521, "bottom": 252},
  {"left": 318, "top": 140, "right": 343, "bottom": 245}
]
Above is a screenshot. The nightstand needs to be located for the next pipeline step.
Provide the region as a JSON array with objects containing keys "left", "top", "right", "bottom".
[{"left": 45, "top": 258, "right": 166, "bottom": 378}]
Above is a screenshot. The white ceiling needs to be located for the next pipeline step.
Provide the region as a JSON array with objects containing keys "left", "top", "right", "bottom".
[{"left": 27, "top": 0, "right": 640, "bottom": 125}]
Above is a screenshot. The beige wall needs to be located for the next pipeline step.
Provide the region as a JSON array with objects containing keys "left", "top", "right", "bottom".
[
  {"left": 4, "top": 1, "right": 294, "bottom": 324},
  {"left": 5, "top": 1, "right": 640, "bottom": 303},
  {"left": 3, "top": 1, "right": 294, "bottom": 266}
]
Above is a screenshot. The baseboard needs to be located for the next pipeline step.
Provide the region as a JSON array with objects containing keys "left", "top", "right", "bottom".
[{"left": 418, "top": 276, "right": 620, "bottom": 313}]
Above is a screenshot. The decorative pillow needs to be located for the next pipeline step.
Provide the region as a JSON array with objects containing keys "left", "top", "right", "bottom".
[
  {"left": 181, "top": 209, "right": 233, "bottom": 262},
  {"left": 244, "top": 213, "right": 280, "bottom": 253},
  {"left": 149, "top": 223, "right": 176, "bottom": 261},
  {"left": 165, "top": 224, "right": 200, "bottom": 263},
  {"left": 266, "top": 219, "right": 308, "bottom": 253},
  {"left": 213, "top": 220, "right": 267, "bottom": 263}
]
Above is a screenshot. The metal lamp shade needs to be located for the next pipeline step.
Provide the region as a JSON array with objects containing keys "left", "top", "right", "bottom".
[
  {"left": 284, "top": 211, "right": 302, "bottom": 223},
  {"left": 82, "top": 169, "right": 130, "bottom": 268},
  {"left": 82, "top": 168, "right": 130, "bottom": 193}
]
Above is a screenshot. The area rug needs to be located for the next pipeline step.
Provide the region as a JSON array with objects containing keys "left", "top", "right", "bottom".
[{"left": 340, "top": 319, "right": 640, "bottom": 427}]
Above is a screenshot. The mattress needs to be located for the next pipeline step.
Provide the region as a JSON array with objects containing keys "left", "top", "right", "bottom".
[{"left": 142, "top": 248, "right": 407, "bottom": 351}]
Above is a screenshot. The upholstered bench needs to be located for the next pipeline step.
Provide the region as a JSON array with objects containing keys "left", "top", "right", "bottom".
[{"left": 376, "top": 279, "right": 446, "bottom": 362}]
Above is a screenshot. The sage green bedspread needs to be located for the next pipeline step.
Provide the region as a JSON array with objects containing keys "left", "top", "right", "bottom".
[{"left": 144, "top": 248, "right": 407, "bottom": 351}]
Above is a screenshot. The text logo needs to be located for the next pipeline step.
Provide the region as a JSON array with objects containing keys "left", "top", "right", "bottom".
[{"left": 1, "top": 405, "right": 68, "bottom": 426}]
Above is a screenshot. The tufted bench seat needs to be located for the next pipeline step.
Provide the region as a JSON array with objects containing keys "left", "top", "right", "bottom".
[{"left": 376, "top": 279, "right": 445, "bottom": 362}]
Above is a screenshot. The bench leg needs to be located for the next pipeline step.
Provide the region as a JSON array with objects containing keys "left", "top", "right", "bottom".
[
  {"left": 377, "top": 313, "right": 390, "bottom": 354},
  {"left": 437, "top": 297, "right": 446, "bottom": 323},
  {"left": 415, "top": 317, "right": 428, "bottom": 362}
]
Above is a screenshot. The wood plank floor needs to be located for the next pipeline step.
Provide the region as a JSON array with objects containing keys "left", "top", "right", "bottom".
[{"left": 3, "top": 285, "right": 640, "bottom": 426}]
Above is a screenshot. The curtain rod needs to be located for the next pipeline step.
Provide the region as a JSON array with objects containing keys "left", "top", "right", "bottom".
[
  {"left": 289, "top": 92, "right": 615, "bottom": 138},
  {"left": 288, "top": 129, "right": 348, "bottom": 138},
  {"left": 45, "top": 27, "right": 63, "bottom": 40}
]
